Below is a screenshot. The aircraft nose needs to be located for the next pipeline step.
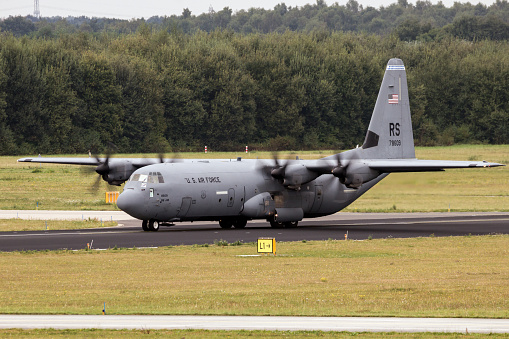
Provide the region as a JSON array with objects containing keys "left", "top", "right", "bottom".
[{"left": 116, "top": 189, "right": 139, "bottom": 216}]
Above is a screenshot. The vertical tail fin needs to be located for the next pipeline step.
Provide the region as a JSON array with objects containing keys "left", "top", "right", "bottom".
[{"left": 361, "top": 58, "right": 415, "bottom": 159}]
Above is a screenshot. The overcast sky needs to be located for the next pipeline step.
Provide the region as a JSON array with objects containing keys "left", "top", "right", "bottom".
[{"left": 0, "top": 0, "right": 498, "bottom": 20}]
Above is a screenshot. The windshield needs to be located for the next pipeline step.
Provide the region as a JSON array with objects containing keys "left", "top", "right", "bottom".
[{"left": 130, "top": 172, "right": 164, "bottom": 184}]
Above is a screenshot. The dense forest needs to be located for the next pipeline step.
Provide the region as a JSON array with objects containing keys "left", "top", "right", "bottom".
[
  {"left": 0, "top": 1, "right": 508, "bottom": 155},
  {"left": 2, "top": 0, "right": 509, "bottom": 40}
]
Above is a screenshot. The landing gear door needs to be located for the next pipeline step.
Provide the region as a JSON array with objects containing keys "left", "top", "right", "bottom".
[
  {"left": 310, "top": 185, "right": 323, "bottom": 212},
  {"left": 177, "top": 197, "right": 192, "bottom": 217}
]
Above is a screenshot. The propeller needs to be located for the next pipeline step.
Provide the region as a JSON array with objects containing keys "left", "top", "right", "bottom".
[
  {"left": 270, "top": 153, "right": 288, "bottom": 180},
  {"left": 94, "top": 142, "right": 117, "bottom": 178},
  {"left": 87, "top": 143, "right": 117, "bottom": 192},
  {"left": 94, "top": 155, "right": 110, "bottom": 177},
  {"left": 330, "top": 150, "right": 367, "bottom": 189},
  {"left": 153, "top": 142, "right": 182, "bottom": 164},
  {"left": 155, "top": 152, "right": 184, "bottom": 164},
  {"left": 331, "top": 152, "right": 350, "bottom": 185}
]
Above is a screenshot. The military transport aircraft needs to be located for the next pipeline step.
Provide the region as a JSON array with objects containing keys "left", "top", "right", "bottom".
[{"left": 18, "top": 58, "right": 503, "bottom": 231}]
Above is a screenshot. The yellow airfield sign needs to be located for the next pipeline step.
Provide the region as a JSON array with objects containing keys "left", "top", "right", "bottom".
[{"left": 257, "top": 238, "right": 276, "bottom": 255}]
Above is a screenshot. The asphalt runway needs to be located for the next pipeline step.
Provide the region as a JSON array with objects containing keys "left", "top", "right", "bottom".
[{"left": 0, "top": 212, "right": 508, "bottom": 251}]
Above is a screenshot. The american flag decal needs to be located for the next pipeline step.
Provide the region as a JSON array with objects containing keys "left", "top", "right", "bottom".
[{"left": 388, "top": 94, "right": 399, "bottom": 104}]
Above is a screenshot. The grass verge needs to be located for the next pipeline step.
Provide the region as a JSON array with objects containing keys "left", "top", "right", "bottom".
[
  {"left": 0, "top": 219, "right": 117, "bottom": 232},
  {"left": 1, "top": 235, "right": 508, "bottom": 318}
]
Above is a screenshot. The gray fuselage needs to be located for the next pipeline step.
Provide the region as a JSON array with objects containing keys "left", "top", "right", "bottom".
[{"left": 116, "top": 159, "right": 386, "bottom": 223}]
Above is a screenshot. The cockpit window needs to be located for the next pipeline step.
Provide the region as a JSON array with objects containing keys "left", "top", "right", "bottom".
[
  {"left": 148, "top": 173, "right": 158, "bottom": 184},
  {"left": 130, "top": 172, "right": 164, "bottom": 183}
]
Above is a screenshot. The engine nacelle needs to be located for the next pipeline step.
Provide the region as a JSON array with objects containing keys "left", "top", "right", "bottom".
[
  {"left": 282, "top": 164, "right": 320, "bottom": 187},
  {"left": 340, "top": 161, "right": 380, "bottom": 188},
  {"left": 102, "top": 161, "right": 137, "bottom": 186}
]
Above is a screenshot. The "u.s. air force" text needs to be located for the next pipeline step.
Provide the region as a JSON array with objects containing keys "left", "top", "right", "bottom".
[{"left": 185, "top": 177, "right": 221, "bottom": 184}]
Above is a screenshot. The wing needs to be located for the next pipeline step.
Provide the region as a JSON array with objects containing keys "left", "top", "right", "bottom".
[
  {"left": 17, "top": 157, "right": 162, "bottom": 167},
  {"left": 17, "top": 157, "right": 177, "bottom": 186},
  {"left": 17, "top": 156, "right": 232, "bottom": 185},
  {"left": 18, "top": 157, "right": 101, "bottom": 166},
  {"left": 366, "top": 159, "right": 504, "bottom": 172}
]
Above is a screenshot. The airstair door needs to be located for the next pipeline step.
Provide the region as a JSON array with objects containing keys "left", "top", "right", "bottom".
[{"left": 227, "top": 188, "right": 235, "bottom": 207}]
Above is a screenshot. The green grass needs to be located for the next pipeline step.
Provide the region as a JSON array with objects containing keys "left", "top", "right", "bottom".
[
  {"left": 5, "top": 145, "right": 508, "bottom": 212},
  {"left": 1, "top": 236, "right": 508, "bottom": 318},
  {"left": 0, "top": 219, "right": 117, "bottom": 232},
  {"left": 1, "top": 329, "right": 507, "bottom": 338}
]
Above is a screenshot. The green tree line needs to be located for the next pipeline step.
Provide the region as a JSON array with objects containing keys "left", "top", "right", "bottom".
[
  {"left": 1, "top": 0, "right": 508, "bottom": 41},
  {"left": 0, "top": 30, "right": 507, "bottom": 155}
]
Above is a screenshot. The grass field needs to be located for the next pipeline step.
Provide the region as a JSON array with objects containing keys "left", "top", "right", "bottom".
[
  {"left": 1, "top": 235, "right": 508, "bottom": 318},
  {"left": 4, "top": 145, "right": 507, "bottom": 212}
]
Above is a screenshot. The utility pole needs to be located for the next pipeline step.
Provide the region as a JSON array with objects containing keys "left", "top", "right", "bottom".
[{"left": 34, "top": 0, "right": 40, "bottom": 18}]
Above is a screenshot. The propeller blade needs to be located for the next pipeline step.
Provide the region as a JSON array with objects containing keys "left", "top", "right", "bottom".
[
  {"left": 89, "top": 142, "right": 119, "bottom": 188},
  {"left": 90, "top": 173, "right": 102, "bottom": 193},
  {"left": 270, "top": 152, "right": 288, "bottom": 179},
  {"left": 332, "top": 152, "right": 350, "bottom": 184}
]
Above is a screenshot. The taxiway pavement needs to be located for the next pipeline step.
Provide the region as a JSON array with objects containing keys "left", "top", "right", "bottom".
[
  {"left": 0, "top": 211, "right": 508, "bottom": 251},
  {"left": 0, "top": 315, "right": 508, "bottom": 333}
]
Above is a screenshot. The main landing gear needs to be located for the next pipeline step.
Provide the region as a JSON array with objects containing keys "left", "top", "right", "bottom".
[
  {"left": 219, "top": 218, "right": 248, "bottom": 229},
  {"left": 142, "top": 219, "right": 160, "bottom": 232},
  {"left": 269, "top": 219, "right": 298, "bottom": 228}
]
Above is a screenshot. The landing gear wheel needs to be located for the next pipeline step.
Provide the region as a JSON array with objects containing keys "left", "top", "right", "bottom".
[
  {"left": 219, "top": 219, "right": 233, "bottom": 229},
  {"left": 269, "top": 220, "right": 298, "bottom": 228},
  {"left": 285, "top": 221, "right": 298, "bottom": 228},
  {"left": 233, "top": 219, "right": 247, "bottom": 229},
  {"left": 148, "top": 219, "right": 160, "bottom": 231},
  {"left": 142, "top": 220, "right": 149, "bottom": 232},
  {"left": 269, "top": 220, "right": 284, "bottom": 228}
]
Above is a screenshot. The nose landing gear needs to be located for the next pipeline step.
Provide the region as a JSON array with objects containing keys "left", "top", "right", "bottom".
[{"left": 142, "top": 220, "right": 160, "bottom": 232}]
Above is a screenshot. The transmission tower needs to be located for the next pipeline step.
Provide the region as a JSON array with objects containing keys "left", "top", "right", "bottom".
[{"left": 34, "top": 0, "right": 40, "bottom": 18}]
